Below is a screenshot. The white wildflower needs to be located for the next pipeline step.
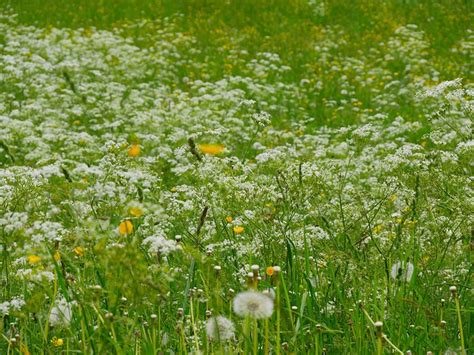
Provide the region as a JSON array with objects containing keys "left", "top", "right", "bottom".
[{"left": 143, "top": 234, "right": 181, "bottom": 255}]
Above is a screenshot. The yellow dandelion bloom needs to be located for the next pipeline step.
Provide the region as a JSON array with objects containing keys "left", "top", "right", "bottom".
[
  {"left": 388, "top": 194, "right": 397, "bottom": 202},
  {"left": 225, "top": 216, "right": 233, "bottom": 223},
  {"left": 198, "top": 144, "right": 225, "bottom": 155},
  {"left": 266, "top": 266, "right": 274, "bottom": 276},
  {"left": 129, "top": 206, "right": 143, "bottom": 217},
  {"left": 118, "top": 220, "right": 134, "bottom": 235},
  {"left": 54, "top": 251, "right": 61, "bottom": 261},
  {"left": 128, "top": 144, "right": 141, "bottom": 157},
  {"left": 233, "top": 226, "right": 244, "bottom": 234},
  {"left": 27, "top": 255, "right": 41, "bottom": 264},
  {"left": 73, "top": 246, "right": 84, "bottom": 257}
]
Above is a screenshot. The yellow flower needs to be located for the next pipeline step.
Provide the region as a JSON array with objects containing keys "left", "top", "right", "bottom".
[
  {"left": 198, "top": 144, "right": 225, "bottom": 155},
  {"left": 54, "top": 251, "right": 61, "bottom": 261},
  {"left": 129, "top": 206, "right": 143, "bottom": 217},
  {"left": 73, "top": 246, "right": 84, "bottom": 257},
  {"left": 128, "top": 144, "right": 141, "bottom": 157},
  {"left": 266, "top": 266, "right": 274, "bottom": 276},
  {"left": 51, "top": 337, "right": 64, "bottom": 347},
  {"left": 20, "top": 343, "right": 30, "bottom": 355},
  {"left": 118, "top": 220, "right": 134, "bottom": 235},
  {"left": 27, "top": 255, "right": 41, "bottom": 265},
  {"left": 225, "top": 216, "right": 233, "bottom": 223},
  {"left": 233, "top": 226, "right": 244, "bottom": 234},
  {"left": 388, "top": 194, "right": 397, "bottom": 202},
  {"left": 372, "top": 225, "right": 383, "bottom": 234}
]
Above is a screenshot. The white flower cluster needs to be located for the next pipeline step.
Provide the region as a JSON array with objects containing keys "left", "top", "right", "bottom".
[
  {"left": 0, "top": 296, "right": 26, "bottom": 316},
  {"left": 143, "top": 233, "right": 181, "bottom": 255}
]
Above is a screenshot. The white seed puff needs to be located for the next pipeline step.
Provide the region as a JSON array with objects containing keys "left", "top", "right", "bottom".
[
  {"left": 205, "top": 316, "right": 235, "bottom": 341},
  {"left": 233, "top": 290, "right": 274, "bottom": 319}
]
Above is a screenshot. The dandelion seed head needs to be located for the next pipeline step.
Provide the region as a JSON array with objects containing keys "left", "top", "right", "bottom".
[
  {"left": 49, "top": 298, "right": 73, "bottom": 327},
  {"left": 233, "top": 290, "right": 274, "bottom": 319},
  {"left": 205, "top": 316, "right": 235, "bottom": 342}
]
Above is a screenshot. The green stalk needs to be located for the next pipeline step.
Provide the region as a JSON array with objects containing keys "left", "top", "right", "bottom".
[
  {"left": 454, "top": 296, "right": 466, "bottom": 355},
  {"left": 264, "top": 318, "right": 269, "bottom": 354},
  {"left": 189, "top": 299, "right": 201, "bottom": 353},
  {"left": 276, "top": 284, "right": 281, "bottom": 355},
  {"left": 253, "top": 318, "right": 258, "bottom": 355},
  {"left": 244, "top": 316, "right": 251, "bottom": 355},
  {"left": 376, "top": 336, "right": 383, "bottom": 355}
]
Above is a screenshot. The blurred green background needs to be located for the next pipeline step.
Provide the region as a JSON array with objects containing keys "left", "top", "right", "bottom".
[{"left": 2, "top": 0, "right": 472, "bottom": 63}]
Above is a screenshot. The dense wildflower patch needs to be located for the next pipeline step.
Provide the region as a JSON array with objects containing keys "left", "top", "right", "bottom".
[{"left": 0, "top": 3, "right": 472, "bottom": 353}]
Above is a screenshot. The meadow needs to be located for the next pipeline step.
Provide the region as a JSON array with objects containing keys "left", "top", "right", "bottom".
[{"left": 0, "top": 0, "right": 473, "bottom": 353}]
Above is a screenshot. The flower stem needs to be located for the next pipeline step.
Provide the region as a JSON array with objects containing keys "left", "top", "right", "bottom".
[
  {"left": 264, "top": 318, "right": 269, "bottom": 354},
  {"left": 454, "top": 296, "right": 466, "bottom": 355},
  {"left": 253, "top": 319, "right": 258, "bottom": 355}
]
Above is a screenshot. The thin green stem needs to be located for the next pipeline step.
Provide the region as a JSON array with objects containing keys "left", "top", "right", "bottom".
[
  {"left": 454, "top": 296, "right": 466, "bottom": 355},
  {"left": 253, "top": 319, "right": 258, "bottom": 355}
]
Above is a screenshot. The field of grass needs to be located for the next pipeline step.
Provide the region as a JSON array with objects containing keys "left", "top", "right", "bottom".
[{"left": 0, "top": 0, "right": 473, "bottom": 353}]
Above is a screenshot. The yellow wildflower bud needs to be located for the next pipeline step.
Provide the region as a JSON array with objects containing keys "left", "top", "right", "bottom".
[
  {"left": 266, "top": 266, "right": 274, "bottom": 276},
  {"left": 198, "top": 144, "right": 225, "bottom": 155},
  {"left": 129, "top": 206, "right": 143, "bottom": 217},
  {"left": 73, "top": 246, "right": 84, "bottom": 257},
  {"left": 27, "top": 255, "right": 41, "bottom": 265},
  {"left": 51, "top": 337, "right": 64, "bottom": 347},
  {"left": 128, "top": 144, "right": 140, "bottom": 157},
  {"left": 233, "top": 226, "right": 244, "bottom": 234},
  {"left": 372, "top": 225, "right": 383, "bottom": 234},
  {"left": 118, "top": 220, "right": 134, "bottom": 235}
]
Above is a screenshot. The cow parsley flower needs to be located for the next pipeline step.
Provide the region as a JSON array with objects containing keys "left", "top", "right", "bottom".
[
  {"left": 143, "top": 234, "right": 181, "bottom": 255},
  {"left": 233, "top": 290, "right": 274, "bottom": 319}
]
